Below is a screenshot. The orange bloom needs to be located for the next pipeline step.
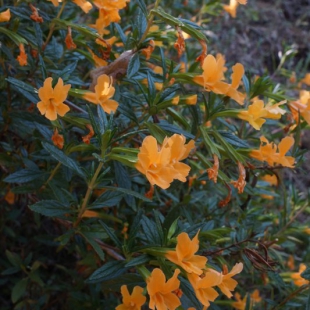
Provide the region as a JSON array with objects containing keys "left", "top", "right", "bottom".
[
  {"left": 230, "top": 162, "right": 246, "bottom": 194},
  {"left": 17, "top": 44, "right": 27, "bottom": 66},
  {"left": 232, "top": 292, "right": 247, "bottom": 310},
  {"left": 211, "top": 263, "right": 243, "bottom": 298},
  {"left": 83, "top": 74, "right": 118, "bottom": 114},
  {"left": 65, "top": 27, "right": 76, "bottom": 50},
  {"left": 223, "top": 0, "right": 246, "bottom": 18},
  {"left": 147, "top": 268, "right": 181, "bottom": 310},
  {"left": 29, "top": 4, "right": 43, "bottom": 23},
  {"left": 37, "top": 77, "right": 71, "bottom": 121},
  {"left": 300, "top": 73, "right": 310, "bottom": 86},
  {"left": 291, "top": 264, "right": 309, "bottom": 286},
  {"left": 171, "top": 96, "right": 180, "bottom": 105},
  {"left": 136, "top": 135, "right": 195, "bottom": 189},
  {"left": 141, "top": 40, "right": 155, "bottom": 60},
  {"left": 261, "top": 174, "right": 278, "bottom": 186},
  {"left": 82, "top": 124, "right": 95, "bottom": 144},
  {"left": 238, "top": 99, "right": 286, "bottom": 130},
  {"left": 225, "top": 63, "right": 245, "bottom": 105},
  {"left": 72, "top": 0, "right": 93, "bottom": 13},
  {"left": 287, "top": 255, "right": 295, "bottom": 271},
  {"left": 48, "top": 0, "right": 61, "bottom": 6},
  {"left": 166, "top": 231, "right": 207, "bottom": 275},
  {"left": 207, "top": 154, "right": 219, "bottom": 183},
  {"left": 93, "top": 0, "right": 129, "bottom": 10},
  {"left": 290, "top": 90, "right": 310, "bottom": 125},
  {"left": 250, "top": 136, "right": 295, "bottom": 168},
  {"left": 0, "top": 9, "right": 10, "bottom": 22},
  {"left": 5, "top": 190, "right": 15, "bottom": 204},
  {"left": 184, "top": 95, "right": 197, "bottom": 105},
  {"left": 116, "top": 285, "right": 146, "bottom": 310},
  {"left": 174, "top": 28, "right": 185, "bottom": 57},
  {"left": 87, "top": 48, "right": 108, "bottom": 67},
  {"left": 188, "top": 271, "right": 222, "bottom": 309},
  {"left": 52, "top": 128, "right": 64, "bottom": 149}
]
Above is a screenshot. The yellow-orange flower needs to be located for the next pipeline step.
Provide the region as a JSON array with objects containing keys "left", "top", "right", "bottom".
[
  {"left": 250, "top": 289, "right": 261, "bottom": 304},
  {"left": 184, "top": 95, "right": 197, "bottom": 105},
  {"left": 147, "top": 268, "right": 181, "bottom": 310},
  {"left": 136, "top": 134, "right": 195, "bottom": 189},
  {"left": 65, "top": 27, "right": 76, "bottom": 50},
  {"left": 37, "top": 77, "right": 71, "bottom": 121},
  {"left": 166, "top": 231, "right": 207, "bottom": 275},
  {"left": 231, "top": 162, "right": 246, "bottom": 194},
  {"left": 82, "top": 124, "right": 94, "bottom": 144},
  {"left": 52, "top": 128, "right": 64, "bottom": 149},
  {"left": 290, "top": 90, "right": 310, "bottom": 125},
  {"left": 291, "top": 264, "right": 309, "bottom": 286},
  {"left": 48, "top": 0, "right": 61, "bottom": 6},
  {"left": 250, "top": 136, "right": 295, "bottom": 168},
  {"left": 83, "top": 74, "right": 118, "bottom": 114},
  {"left": 188, "top": 271, "right": 223, "bottom": 309},
  {"left": 17, "top": 44, "right": 28, "bottom": 66},
  {"left": 72, "top": 0, "right": 93, "bottom": 13},
  {"left": 300, "top": 73, "right": 310, "bottom": 86},
  {"left": 0, "top": 8, "right": 10, "bottom": 22},
  {"left": 238, "top": 100, "right": 286, "bottom": 130},
  {"left": 207, "top": 154, "right": 219, "bottom": 183},
  {"left": 223, "top": 0, "right": 246, "bottom": 18},
  {"left": 93, "top": 0, "right": 129, "bottom": 10},
  {"left": 232, "top": 292, "right": 247, "bottom": 310},
  {"left": 116, "top": 285, "right": 146, "bottom": 310},
  {"left": 261, "top": 174, "right": 278, "bottom": 186},
  {"left": 225, "top": 63, "right": 245, "bottom": 105}
]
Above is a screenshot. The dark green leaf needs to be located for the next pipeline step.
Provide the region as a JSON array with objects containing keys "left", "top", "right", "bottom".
[
  {"left": 29, "top": 200, "right": 71, "bottom": 217},
  {"left": 82, "top": 233, "right": 105, "bottom": 261},
  {"left": 4, "top": 169, "right": 45, "bottom": 184},
  {"left": 99, "top": 220, "right": 122, "bottom": 249},
  {"left": 125, "top": 254, "right": 151, "bottom": 267},
  {"left": 90, "top": 191, "right": 123, "bottom": 209},
  {"left": 301, "top": 267, "right": 310, "bottom": 280},
  {"left": 127, "top": 53, "right": 140, "bottom": 78},
  {"left": 102, "top": 186, "right": 151, "bottom": 202},
  {"left": 11, "top": 278, "right": 28, "bottom": 304}
]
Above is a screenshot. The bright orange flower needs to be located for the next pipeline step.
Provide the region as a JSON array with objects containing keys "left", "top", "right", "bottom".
[
  {"left": 238, "top": 100, "right": 286, "bottom": 130},
  {"left": 48, "top": 0, "right": 61, "bottom": 6},
  {"left": 290, "top": 91, "right": 310, "bottom": 125},
  {"left": 211, "top": 263, "right": 243, "bottom": 298},
  {"left": 116, "top": 285, "right": 146, "bottom": 310},
  {"left": 72, "top": 0, "right": 93, "bottom": 13},
  {"left": 93, "top": 0, "right": 129, "bottom": 10},
  {"left": 147, "top": 268, "right": 181, "bottom": 310},
  {"left": 17, "top": 44, "right": 28, "bottom": 66},
  {"left": 136, "top": 134, "right": 195, "bottom": 189},
  {"left": 237, "top": 0, "right": 247, "bottom": 4},
  {"left": 232, "top": 292, "right": 247, "bottom": 310},
  {"left": 300, "top": 73, "right": 310, "bottom": 86},
  {"left": 207, "top": 154, "right": 219, "bottom": 183},
  {"left": 184, "top": 95, "right": 197, "bottom": 105},
  {"left": 83, "top": 74, "right": 118, "bottom": 114},
  {"left": 287, "top": 255, "right": 295, "bottom": 271},
  {"left": 223, "top": 0, "right": 246, "bottom": 18},
  {"left": 82, "top": 124, "right": 94, "bottom": 144},
  {"left": 261, "top": 174, "right": 278, "bottom": 186},
  {"left": 166, "top": 231, "right": 207, "bottom": 275},
  {"left": 188, "top": 271, "right": 222, "bottom": 309},
  {"left": 250, "top": 136, "right": 295, "bottom": 168},
  {"left": 230, "top": 162, "right": 246, "bottom": 194},
  {"left": 0, "top": 8, "right": 10, "bottom": 22},
  {"left": 65, "top": 27, "right": 76, "bottom": 50},
  {"left": 291, "top": 264, "right": 309, "bottom": 286},
  {"left": 250, "top": 289, "right": 261, "bottom": 304},
  {"left": 141, "top": 40, "right": 155, "bottom": 60},
  {"left": 225, "top": 63, "right": 245, "bottom": 105},
  {"left": 174, "top": 28, "right": 185, "bottom": 57},
  {"left": 52, "top": 128, "right": 64, "bottom": 149},
  {"left": 37, "top": 77, "right": 71, "bottom": 121},
  {"left": 171, "top": 96, "right": 180, "bottom": 105},
  {"left": 29, "top": 4, "right": 43, "bottom": 23},
  {"left": 87, "top": 48, "right": 108, "bottom": 67}
]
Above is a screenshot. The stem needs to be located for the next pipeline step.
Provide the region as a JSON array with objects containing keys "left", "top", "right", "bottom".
[
  {"left": 64, "top": 99, "right": 88, "bottom": 114},
  {"left": 40, "top": 162, "right": 61, "bottom": 190},
  {"left": 138, "top": 0, "right": 161, "bottom": 46},
  {"left": 42, "top": 1, "right": 66, "bottom": 51},
  {"left": 75, "top": 162, "right": 104, "bottom": 225}
]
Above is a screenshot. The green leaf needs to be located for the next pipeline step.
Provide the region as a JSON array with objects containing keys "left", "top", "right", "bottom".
[
  {"left": 147, "top": 71, "right": 156, "bottom": 104},
  {"left": 87, "top": 105, "right": 101, "bottom": 139},
  {"left": 128, "top": 209, "right": 143, "bottom": 250},
  {"left": 114, "top": 23, "right": 127, "bottom": 44},
  {"left": 135, "top": 8, "right": 147, "bottom": 39},
  {"left": 29, "top": 200, "right": 72, "bottom": 217},
  {"left": 42, "top": 142, "right": 85, "bottom": 178},
  {"left": 218, "top": 131, "right": 250, "bottom": 148},
  {"left": 301, "top": 267, "right": 310, "bottom": 280},
  {"left": 90, "top": 191, "right": 123, "bottom": 209},
  {"left": 82, "top": 233, "right": 105, "bottom": 261},
  {"left": 141, "top": 215, "right": 162, "bottom": 246},
  {"left": 127, "top": 53, "right": 140, "bottom": 78},
  {"left": 135, "top": 0, "right": 148, "bottom": 17},
  {"left": 125, "top": 254, "right": 151, "bottom": 267},
  {"left": 97, "top": 105, "right": 108, "bottom": 134},
  {"left": 199, "top": 126, "right": 220, "bottom": 157},
  {"left": 0, "top": 27, "right": 28, "bottom": 45},
  {"left": 101, "top": 186, "right": 151, "bottom": 202},
  {"left": 99, "top": 220, "right": 122, "bottom": 249},
  {"left": 145, "top": 122, "right": 168, "bottom": 144},
  {"left": 87, "top": 260, "right": 127, "bottom": 283},
  {"left": 5, "top": 250, "right": 22, "bottom": 268},
  {"left": 4, "top": 169, "right": 45, "bottom": 183},
  {"left": 11, "top": 278, "right": 28, "bottom": 304}
]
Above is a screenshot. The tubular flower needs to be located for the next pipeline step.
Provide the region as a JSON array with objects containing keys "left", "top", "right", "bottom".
[
  {"left": 17, "top": 44, "right": 28, "bottom": 66},
  {"left": 116, "top": 285, "right": 146, "bottom": 310},
  {"left": 223, "top": 0, "right": 246, "bottom": 18},
  {"left": 239, "top": 99, "right": 286, "bottom": 129},
  {"left": 232, "top": 292, "right": 247, "bottom": 310},
  {"left": 300, "top": 73, "right": 310, "bottom": 86},
  {"left": 207, "top": 154, "right": 219, "bottom": 183},
  {"left": 250, "top": 136, "right": 295, "bottom": 168},
  {"left": 29, "top": 4, "right": 43, "bottom": 23},
  {"left": 37, "top": 77, "right": 71, "bottom": 121},
  {"left": 136, "top": 135, "right": 195, "bottom": 189},
  {"left": 230, "top": 162, "right": 246, "bottom": 194},
  {"left": 225, "top": 63, "right": 245, "bottom": 105},
  {"left": 188, "top": 271, "right": 223, "bottom": 309},
  {"left": 184, "top": 95, "right": 197, "bottom": 105},
  {"left": 82, "top": 124, "right": 94, "bottom": 144},
  {"left": 48, "top": 0, "right": 61, "bottom": 6},
  {"left": 147, "top": 268, "right": 181, "bottom": 310},
  {"left": 72, "top": 0, "right": 93, "bottom": 13},
  {"left": 291, "top": 264, "right": 309, "bottom": 286},
  {"left": 0, "top": 9, "right": 10, "bottom": 22},
  {"left": 290, "top": 90, "right": 310, "bottom": 125},
  {"left": 165, "top": 231, "right": 207, "bottom": 275},
  {"left": 83, "top": 74, "right": 118, "bottom": 114},
  {"left": 51, "top": 128, "right": 64, "bottom": 149},
  {"left": 65, "top": 27, "right": 76, "bottom": 49}
]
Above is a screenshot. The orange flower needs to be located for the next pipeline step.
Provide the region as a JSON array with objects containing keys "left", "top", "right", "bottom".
[
  {"left": 82, "top": 124, "right": 94, "bottom": 144},
  {"left": 171, "top": 96, "right": 180, "bottom": 105},
  {"left": 65, "top": 27, "right": 77, "bottom": 50},
  {"left": 290, "top": 91, "right": 310, "bottom": 125},
  {"left": 250, "top": 136, "right": 295, "bottom": 168},
  {"left": 5, "top": 190, "right": 15, "bottom": 204},
  {"left": 211, "top": 263, "right": 243, "bottom": 298},
  {"left": 261, "top": 174, "right": 278, "bottom": 186},
  {"left": 116, "top": 285, "right": 146, "bottom": 310},
  {"left": 93, "top": 0, "right": 129, "bottom": 10},
  {"left": 0, "top": 9, "right": 10, "bottom": 22},
  {"left": 230, "top": 162, "right": 246, "bottom": 194},
  {"left": 87, "top": 48, "right": 108, "bottom": 67},
  {"left": 147, "top": 268, "right": 181, "bottom": 310},
  {"left": 52, "top": 128, "right": 64, "bottom": 149},
  {"left": 232, "top": 292, "right": 247, "bottom": 310},
  {"left": 223, "top": 0, "right": 246, "bottom": 18},
  {"left": 17, "top": 44, "right": 27, "bottom": 66},
  {"left": 136, "top": 135, "right": 195, "bottom": 189},
  {"left": 83, "top": 74, "right": 118, "bottom": 114},
  {"left": 48, "top": 0, "right": 61, "bottom": 6},
  {"left": 174, "top": 28, "right": 185, "bottom": 57},
  {"left": 300, "top": 73, "right": 310, "bottom": 86},
  {"left": 166, "top": 231, "right": 207, "bottom": 275},
  {"left": 250, "top": 289, "right": 261, "bottom": 304},
  {"left": 207, "top": 154, "right": 219, "bottom": 183},
  {"left": 188, "top": 271, "right": 222, "bottom": 309},
  {"left": 287, "top": 255, "right": 295, "bottom": 271},
  {"left": 291, "top": 264, "right": 309, "bottom": 286},
  {"left": 225, "top": 63, "right": 245, "bottom": 105},
  {"left": 184, "top": 95, "right": 197, "bottom": 105},
  {"left": 37, "top": 77, "right": 71, "bottom": 121},
  {"left": 29, "top": 4, "right": 43, "bottom": 23},
  {"left": 141, "top": 40, "right": 155, "bottom": 60},
  {"left": 72, "top": 0, "right": 93, "bottom": 13},
  {"left": 238, "top": 99, "right": 286, "bottom": 130}
]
